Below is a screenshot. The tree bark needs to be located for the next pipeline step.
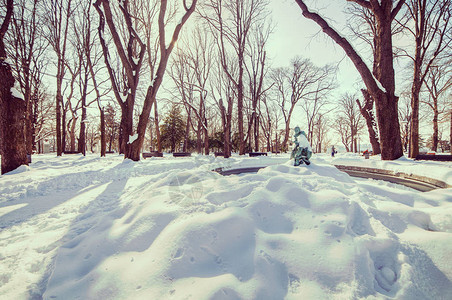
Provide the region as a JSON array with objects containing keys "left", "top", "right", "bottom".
[
  {"left": 184, "top": 107, "right": 191, "bottom": 153},
  {"left": 0, "top": 0, "right": 27, "bottom": 174},
  {"left": 204, "top": 116, "right": 209, "bottom": 155},
  {"left": 78, "top": 75, "right": 88, "bottom": 156},
  {"left": 432, "top": 106, "right": 438, "bottom": 152},
  {"left": 358, "top": 89, "right": 381, "bottom": 154},
  {"left": 0, "top": 90, "right": 28, "bottom": 174},
  {"left": 154, "top": 100, "right": 162, "bottom": 152},
  {"left": 100, "top": 108, "right": 106, "bottom": 156},
  {"left": 450, "top": 109, "right": 452, "bottom": 154}
]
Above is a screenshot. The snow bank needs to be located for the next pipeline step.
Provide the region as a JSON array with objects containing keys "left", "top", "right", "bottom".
[
  {"left": 0, "top": 154, "right": 451, "bottom": 299},
  {"left": 331, "top": 153, "right": 452, "bottom": 186}
]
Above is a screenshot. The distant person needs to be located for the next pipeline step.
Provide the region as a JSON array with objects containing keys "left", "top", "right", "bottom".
[{"left": 331, "top": 146, "right": 336, "bottom": 157}]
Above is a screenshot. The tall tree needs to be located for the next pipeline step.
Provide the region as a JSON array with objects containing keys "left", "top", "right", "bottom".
[
  {"left": 44, "top": 0, "right": 74, "bottom": 156},
  {"left": 95, "top": 0, "right": 197, "bottom": 161},
  {"left": 201, "top": 0, "right": 269, "bottom": 155},
  {"left": 160, "top": 104, "right": 186, "bottom": 152},
  {"left": 338, "top": 93, "right": 364, "bottom": 152},
  {"left": 295, "top": 0, "right": 405, "bottom": 160},
  {"left": 94, "top": 0, "right": 146, "bottom": 155},
  {"left": 244, "top": 21, "right": 272, "bottom": 152},
  {"left": 210, "top": 57, "right": 235, "bottom": 158},
  {"left": 404, "top": 0, "right": 451, "bottom": 157},
  {"left": 357, "top": 89, "right": 381, "bottom": 154},
  {"left": 7, "top": 0, "right": 47, "bottom": 155},
  {"left": 1, "top": 0, "right": 28, "bottom": 174},
  {"left": 422, "top": 63, "right": 451, "bottom": 151},
  {"left": 272, "top": 57, "right": 332, "bottom": 151}
]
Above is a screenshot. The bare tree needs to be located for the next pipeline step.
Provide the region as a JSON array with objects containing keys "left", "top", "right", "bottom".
[
  {"left": 135, "top": 0, "right": 174, "bottom": 153},
  {"left": 299, "top": 64, "right": 336, "bottom": 144},
  {"left": 34, "top": 91, "right": 54, "bottom": 153},
  {"left": 1, "top": 0, "right": 28, "bottom": 174},
  {"left": 7, "top": 0, "right": 47, "bottom": 155},
  {"left": 357, "top": 89, "right": 381, "bottom": 154},
  {"left": 272, "top": 57, "right": 332, "bottom": 151},
  {"left": 210, "top": 59, "right": 235, "bottom": 157},
  {"left": 201, "top": 0, "right": 269, "bottom": 155},
  {"left": 295, "top": 0, "right": 406, "bottom": 160},
  {"left": 260, "top": 95, "right": 283, "bottom": 152},
  {"left": 398, "top": 91, "right": 412, "bottom": 152},
  {"left": 336, "top": 116, "right": 352, "bottom": 152},
  {"left": 170, "top": 46, "right": 197, "bottom": 152},
  {"left": 346, "top": 3, "right": 405, "bottom": 156},
  {"left": 312, "top": 113, "right": 330, "bottom": 153},
  {"left": 402, "top": 0, "right": 451, "bottom": 157},
  {"left": 170, "top": 28, "right": 214, "bottom": 154},
  {"left": 95, "top": 0, "right": 197, "bottom": 161},
  {"left": 244, "top": 21, "right": 272, "bottom": 152},
  {"left": 44, "top": 0, "right": 74, "bottom": 156},
  {"left": 337, "top": 93, "right": 364, "bottom": 152},
  {"left": 94, "top": 0, "right": 146, "bottom": 155},
  {"left": 422, "top": 62, "right": 452, "bottom": 151}
]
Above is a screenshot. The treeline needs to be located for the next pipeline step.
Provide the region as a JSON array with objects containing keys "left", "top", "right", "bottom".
[{"left": 0, "top": 0, "right": 451, "bottom": 173}]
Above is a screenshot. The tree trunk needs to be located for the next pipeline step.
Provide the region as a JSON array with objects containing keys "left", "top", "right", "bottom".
[
  {"left": 204, "top": 117, "right": 209, "bottom": 155},
  {"left": 100, "top": 108, "right": 106, "bottom": 157},
  {"left": 154, "top": 100, "right": 162, "bottom": 152},
  {"left": 282, "top": 105, "right": 296, "bottom": 151},
  {"left": 237, "top": 56, "right": 245, "bottom": 155},
  {"left": 223, "top": 96, "right": 233, "bottom": 158},
  {"left": 409, "top": 73, "right": 421, "bottom": 157},
  {"left": 432, "top": 107, "right": 438, "bottom": 152},
  {"left": 183, "top": 108, "right": 191, "bottom": 152},
  {"left": 196, "top": 104, "right": 202, "bottom": 153},
  {"left": 450, "top": 109, "right": 452, "bottom": 154},
  {"left": 69, "top": 119, "right": 76, "bottom": 151},
  {"left": 219, "top": 98, "right": 228, "bottom": 158},
  {"left": 62, "top": 102, "right": 67, "bottom": 153},
  {"left": 23, "top": 65, "right": 33, "bottom": 155},
  {"left": 121, "top": 0, "right": 198, "bottom": 161},
  {"left": 0, "top": 41, "right": 28, "bottom": 173},
  {"left": 375, "top": 91, "right": 403, "bottom": 159},
  {"left": 56, "top": 77, "right": 63, "bottom": 156},
  {"left": 358, "top": 90, "right": 381, "bottom": 155},
  {"left": 78, "top": 97, "right": 87, "bottom": 156},
  {"left": 254, "top": 114, "right": 259, "bottom": 152}
]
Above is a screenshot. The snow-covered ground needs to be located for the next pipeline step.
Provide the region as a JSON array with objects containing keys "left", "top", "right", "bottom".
[{"left": 0, "top": 153, "right": 451, "bottom": 299}]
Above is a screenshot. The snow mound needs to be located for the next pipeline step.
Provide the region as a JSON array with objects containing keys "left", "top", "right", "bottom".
[{"left": 0, "top": 154, "right": 451, "bottom": 299}]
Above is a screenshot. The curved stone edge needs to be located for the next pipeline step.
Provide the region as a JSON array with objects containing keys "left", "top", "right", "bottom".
[{"left": 334, "top": 165, "right": 451, "bottom": 189}]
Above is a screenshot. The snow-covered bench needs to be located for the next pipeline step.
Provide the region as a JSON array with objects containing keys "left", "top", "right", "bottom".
[
  {"left": 142, "top": 151, "right": 163, "bottom": 158},
  {"left": 173, "top": 152, "right": 191, "bottom": 157},
  {"left": 249, "top": 152, "right": 267, "bottom": 157},
  {"left": 415, "top": 154, "right": 452, "bottom": 161}
]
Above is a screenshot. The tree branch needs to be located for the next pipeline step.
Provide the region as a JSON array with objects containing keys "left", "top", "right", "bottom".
[
  {"left": 347, "top": 0, "right": 372, "bottom": 10},
  {"left": 295, "top": 0, "right": 380, "bottom": 96},
  {"left": 391, "top": 0, "right": 407, "bottom": 21}
]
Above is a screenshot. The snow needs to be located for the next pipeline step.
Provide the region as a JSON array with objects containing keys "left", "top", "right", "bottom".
[
  {"left": 119, "top": 91, "right": 129, "bottom": 103},
  {"left": 11, "top": 87, "right": 24, "bottom": 100},
  {"left": 128, "top": 134, "right": 138, "bottom": 144},
  {"left": 0, "top": 153, "right": 451, "bottom": 299}
]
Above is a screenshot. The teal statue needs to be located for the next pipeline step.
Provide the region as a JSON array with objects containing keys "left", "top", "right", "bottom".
[{"left": 290, "top": 126, "right": 312, "bottom": 166}]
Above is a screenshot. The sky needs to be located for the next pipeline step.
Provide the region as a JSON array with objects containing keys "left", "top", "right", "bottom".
[{"left": 267, "top": 0, "right": 362, "bottom": 92}]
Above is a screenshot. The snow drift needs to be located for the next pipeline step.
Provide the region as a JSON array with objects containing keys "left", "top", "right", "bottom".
[{"left": 0, "top": 154, "right": 451, "bottom": 299}]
